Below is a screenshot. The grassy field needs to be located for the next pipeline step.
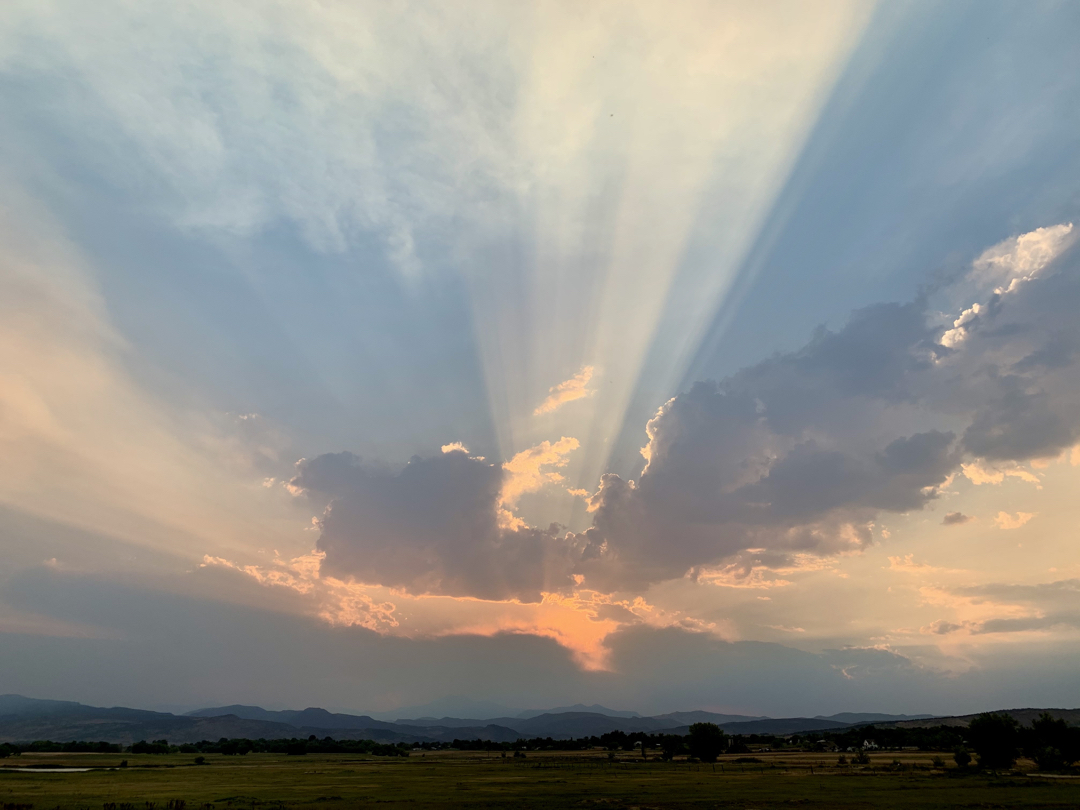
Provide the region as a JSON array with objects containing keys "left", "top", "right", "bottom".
[{"left": 3, "top": 749, "right": 1079, "bottom": 809}]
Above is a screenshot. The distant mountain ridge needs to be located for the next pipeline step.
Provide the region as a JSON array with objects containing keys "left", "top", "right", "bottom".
[
  {"left": 186, "top": 704, "right": 398, "bottom": 731},
  {"left": 0, "top": 693, "right": 974, "bottom": 745},
  {"left": 516, "top": 704, "right": 641, "bottom": 719},
  {"left": 815, "top": 712, "right": 935, "bottom": 724}
]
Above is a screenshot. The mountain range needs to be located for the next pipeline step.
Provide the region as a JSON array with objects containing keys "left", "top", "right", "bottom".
[{"left": 0, "top": 694, "right": 943, "bottom": 744}]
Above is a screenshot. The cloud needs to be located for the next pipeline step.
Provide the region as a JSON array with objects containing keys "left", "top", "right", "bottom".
[
  {"left": 534, "top": 367, "right": 595, "bottom": 415},
  {"left": 942, "top": 223, "right": 1075, "bottom": 347},
  {"left": 919, "top": 579, "right": 1080, "bottom": 637},
  {"left": 960, "top": 461, "right": 1041, "bottom": 486},
  {"left": 993, "top": 511, "right": 1035, "bottom": 530},
  {"left": 940, "top": 303, "right": 981, "bottom": 348},
  {"left": 568, "top": 315, "right": 960, "bottom": 590},
  {"left": 971, "top": 222, "right": 1075, "bottom": 295},
  {"left": 288, "top": 450, "right": 578, "bottom": 602},
  {"left": 888, "top": 554, "right": 941, "bottom": 573},
  {"left": 558, "top": 224, "right": 1080, "bottom": 592},
  {"left": 962, "top": 382, "right": 1074, "bottom": 461},
  {"left": 201, "top": 551, "right": 400, "bottom": 633},
  {"left": 287, "top": 225, "right": 1080, "bottom": 605},
  {"left": 942, "top": 511, "right": 973, "bottom": 525},
  {"left": 923, "top": 619, "right": 969, "bottom": 635},
  {"left": 499, "top": 437, "right": 580, "bottom": 509}
]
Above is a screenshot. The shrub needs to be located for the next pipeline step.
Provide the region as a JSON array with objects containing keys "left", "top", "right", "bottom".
[{"left": 1033, "top": 747, "right": 1066, "bottom": 772}]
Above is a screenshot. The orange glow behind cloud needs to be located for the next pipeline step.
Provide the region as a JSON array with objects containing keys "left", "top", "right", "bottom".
[{"left": 201, "top": 550, "right": 728, "bottom": 671}]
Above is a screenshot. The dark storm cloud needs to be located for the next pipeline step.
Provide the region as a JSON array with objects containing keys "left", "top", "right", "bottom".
[
  {"left": 570, "top": 246, "right": 1080, "bottom": 592},
  {"left": 961, "top": 380, "right": 1075, "bottom": 461},
  {"left": 290, "top": 450, "right": 575, "bottom": 602}
]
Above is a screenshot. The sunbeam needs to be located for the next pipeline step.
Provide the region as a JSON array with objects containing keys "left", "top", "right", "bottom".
[{"left": 458, "top": 1, "right": 872, "bottom": 528}]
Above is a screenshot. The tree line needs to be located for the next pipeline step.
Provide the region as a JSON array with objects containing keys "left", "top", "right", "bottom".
[{"left": 2, "top": 714, "right": 1075, "bottom": 770}]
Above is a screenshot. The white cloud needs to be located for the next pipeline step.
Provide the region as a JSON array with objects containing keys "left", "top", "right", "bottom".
[
  {"left": 971, "top": 222, "right": 1075, "bottom": 294},
  {"left": 940, "top": 223, "right": 1075, "bottom": 349},
  {"left": 940, "top": 302, "right": 981, "bottom": 348}
]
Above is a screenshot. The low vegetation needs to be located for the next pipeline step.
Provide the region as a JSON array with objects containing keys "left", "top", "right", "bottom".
[{"left": 2, "top": 714, "right": 1077, "bottom": 808}]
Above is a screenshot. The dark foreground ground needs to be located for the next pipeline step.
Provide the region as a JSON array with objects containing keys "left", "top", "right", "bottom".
[{"left": 3, "top": 749, "right": 1079, "bottom": 809}]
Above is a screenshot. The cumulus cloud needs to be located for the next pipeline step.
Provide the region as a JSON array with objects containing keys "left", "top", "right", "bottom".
[
  {"left": 943, "top": 223, "right": 1075, "bottom": 347},
  {"left": 534, "top": 367, "right": 595, "bottom": 415},
  {"left": 562, "top": 224, "right": 1080, "bottom": 591},
  {"left": 566, "top": 303, "right": 958, "bottom": 590},
  {"left": 288, "top": 449, "right": 578, "bottom": 602},
  {"left": 971, "top": 223, "right": 1075, "bottom": 294}
]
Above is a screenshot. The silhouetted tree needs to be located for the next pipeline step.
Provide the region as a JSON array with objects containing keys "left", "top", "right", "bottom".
[
  {"left": 1024, "top": 713, "right": 1080, "bottom": 771},
  {"left": 686, "top": 723, "right": 726, "bottom": 763},
  {"left": 659, "top": 735, "right": 683, "bottom": 761},
  {"left": 967, "top": 713, "right": 1019, "bottom": 770}
]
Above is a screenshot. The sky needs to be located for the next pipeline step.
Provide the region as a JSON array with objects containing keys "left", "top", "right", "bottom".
[{"left": 2, "top": 0, "right": 1080, "bottom": 718}]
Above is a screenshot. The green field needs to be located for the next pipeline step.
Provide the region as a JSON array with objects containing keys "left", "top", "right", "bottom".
[{"left": 3, "top": 749, "right": 1079, "bottom": 809}]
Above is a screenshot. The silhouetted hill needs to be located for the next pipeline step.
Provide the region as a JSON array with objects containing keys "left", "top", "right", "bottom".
[
  {"left": 716, "top": 717, "right": 854, "bottom": 735},
  {"left": 187, "top": 704, "right": 400, "bottom": 731},
  {"left": 814, "top": 712, "right": 934, "bottom": 724},
  {"left": 876, "top": 708, "right": 1080, "bottom": 730},
  {"left": 0, "top": 695, "right": 517, "bottom": 744}
]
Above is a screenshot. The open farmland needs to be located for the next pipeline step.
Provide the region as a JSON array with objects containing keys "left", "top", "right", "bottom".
[{"left": 2, "top": 749, "right": 1079, "bottom": 810}]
